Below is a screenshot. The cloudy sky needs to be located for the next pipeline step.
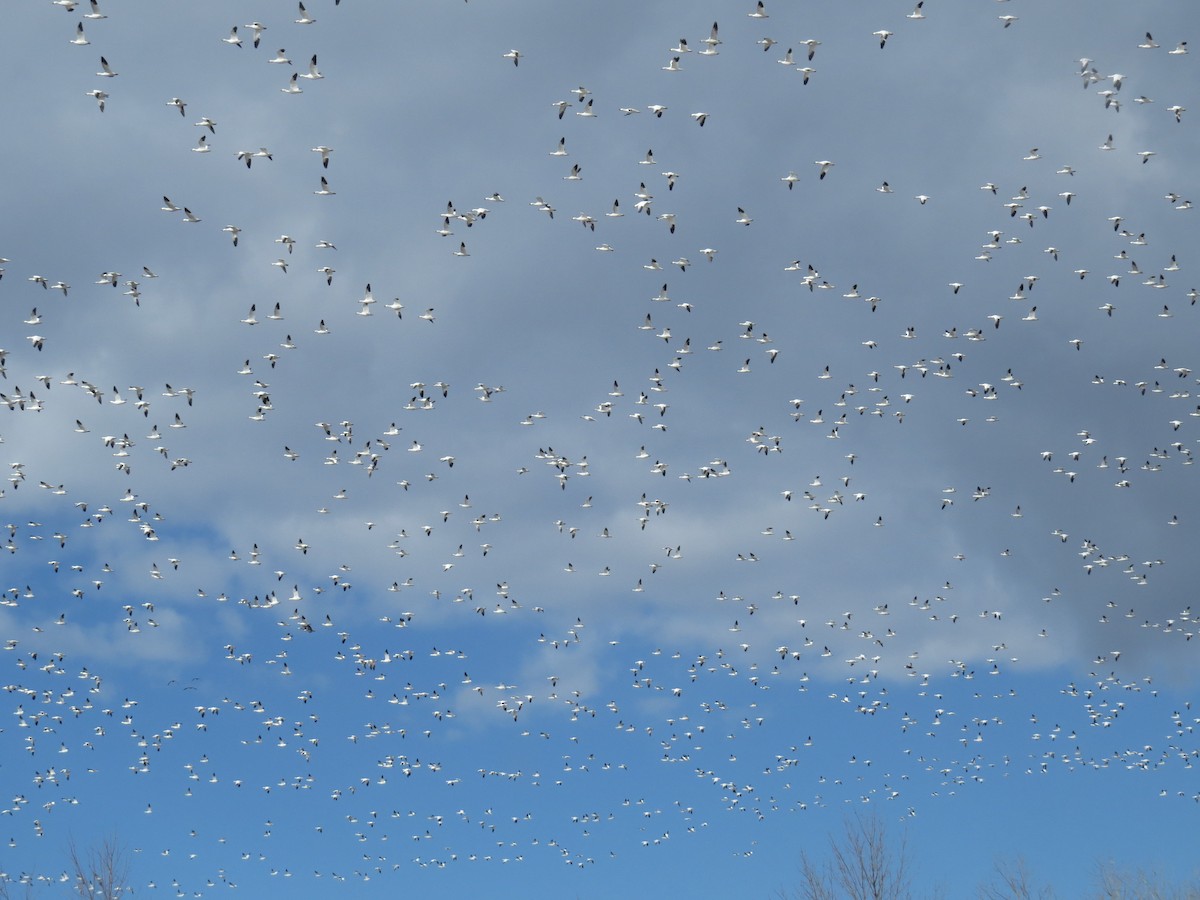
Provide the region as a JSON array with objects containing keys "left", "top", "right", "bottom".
[{"left": 2, "top": 0, "right": 1198, "bottom": 896}]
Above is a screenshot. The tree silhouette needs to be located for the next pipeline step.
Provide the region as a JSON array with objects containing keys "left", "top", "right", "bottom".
[
  {"left": 779, "top": 811, "right": 912, "bottom": 900},
  {"left": 68, "top": 837, "right": 129, "bottom": 900}
]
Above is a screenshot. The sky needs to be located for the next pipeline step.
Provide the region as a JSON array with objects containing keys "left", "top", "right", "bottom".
[{"left": 1, "top": 0, "right": 1199, "bottom": 896}]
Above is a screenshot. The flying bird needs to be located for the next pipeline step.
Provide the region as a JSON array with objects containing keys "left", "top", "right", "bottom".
[
  {"left": 300, "top": 54, "right": 323, "bottom": 79},
  {"left": 245, "top": 21, "right": 266, "bottom": 47}
]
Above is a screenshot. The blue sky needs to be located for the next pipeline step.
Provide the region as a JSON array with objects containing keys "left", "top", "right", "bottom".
[{"left": 2, "top": 1, "right": 1199, "bottom": 896}]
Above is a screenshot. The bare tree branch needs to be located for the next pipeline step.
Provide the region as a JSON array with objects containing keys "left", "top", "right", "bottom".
[
  {"left": 69, "top": 836, "right": 129, "bottom": 900},
  {"left": 782, "top": 812, "right": 911, "bottom": 900},
  {"left": 979, "top": 856, "right": 1055, "bottom": 899}
]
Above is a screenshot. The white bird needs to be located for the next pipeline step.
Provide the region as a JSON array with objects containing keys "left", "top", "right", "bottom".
[
  {"left": 222, "top": 27, "right": 241, "bottom": 48},
  {"left": 302, "top": 146, "right": 333, "bottom": 173},
  {"left": 815, "top": 160, "right": 834, "bottom": 179},
  {"left": 166, "top": 97, "right": 186, "bottom": 116},
  {"left": 315, "top": 177, "right": 335, "bottom": 195},
  {"left": 85, "top": 89, "right": 107, "bottom": 112},
  {"left": 874, "top": 30, "right": 892, "bottom": 48},
  {"left": 245, "top": 22, "right": 266, "bottom": 48},
  {"left": 96, "top": 55, "right": 117, "bottom": 76},
  {"left": 503, "top": 49, "right": 522, "bottom": 66},
  {"left": 84, "top": 0, "right": 106, "bottom": 18},
  {"left": 748, "top": 1, "right": 768, "bottom": 18},
  {"left": 70, "top": 21, "right": 89, "bottom": 45},
  {"left": 222, "top": 225, "right": 241, "bottom": 247},
  {"left": 268, "top": 48, "right": 292, "bottom": 65},
  {"left": 282, "top": 72, "right": 302, "bottom": 94},
  {"left": 192, "top": 135, "right": 211, "bottom": 153},
  {"left": 300, "top": 55, "right": 323, "bottom": 79},
  {"left": 294, "top": 1, "right": 315, "bottom": 25}
]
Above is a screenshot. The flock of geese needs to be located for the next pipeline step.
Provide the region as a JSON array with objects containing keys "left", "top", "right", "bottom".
[{"left": 1, "top": 0, "right": 1198, "bottom": 894}]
